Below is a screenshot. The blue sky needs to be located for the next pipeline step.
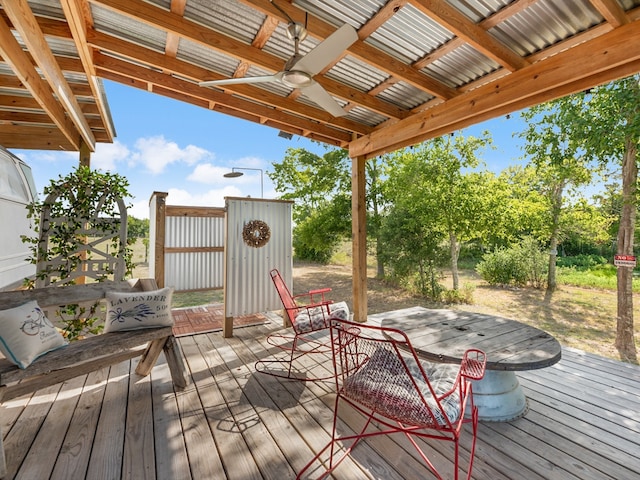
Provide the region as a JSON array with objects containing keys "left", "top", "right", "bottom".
[{"left": 14, "top": 80, "right": 527, "bottom": 219}]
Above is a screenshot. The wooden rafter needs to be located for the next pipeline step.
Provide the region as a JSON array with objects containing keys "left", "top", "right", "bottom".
[
  {"left": 410, "top": 0, "right": 528, "bottom": 71},
  {"left": 0, "top": 9, "right": 80, "bottom": 150},
  {"left": 350, "top": 19, "right": 640, "bottom": 158},
  {"left": 2, "top": 0, "right": 95, "bottom": 150},
  {"left": 60, "top": 0, "right": 115, "bottom": 142}
]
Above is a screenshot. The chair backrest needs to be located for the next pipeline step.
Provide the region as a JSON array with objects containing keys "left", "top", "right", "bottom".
[
  {"left": 270, "top": 269, "right": 299, "bottom": 324},
  {"left": 330, "top": 319, "right": 465, "bottom": 430}
]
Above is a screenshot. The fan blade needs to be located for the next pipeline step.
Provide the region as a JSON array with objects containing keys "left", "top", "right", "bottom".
[
  {"left": 292, "top": 23, "right": 358, "bottom": 76},
  {"left": 199, "top": 74, "right": 280, "bottom": 87},
  {"left": 302, "top": 82, "right": 347, "bottom": 117}
]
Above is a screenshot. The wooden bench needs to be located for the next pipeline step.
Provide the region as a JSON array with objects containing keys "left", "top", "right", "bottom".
[{"left": 0, "top": 278, "right": 188, "bottom": 477}]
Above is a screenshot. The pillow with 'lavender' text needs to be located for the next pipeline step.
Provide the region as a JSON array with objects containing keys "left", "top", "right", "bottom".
[{"left": 105, "top": 287, "right": 174, "bottom": 333}]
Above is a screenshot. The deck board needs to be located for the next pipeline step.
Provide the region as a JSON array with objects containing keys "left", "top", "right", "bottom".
[{"left": 2, "top": 315, "right": 640, "bottom": 480}]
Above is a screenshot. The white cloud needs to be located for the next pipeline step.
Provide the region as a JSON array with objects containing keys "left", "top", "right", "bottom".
[
  {"left": 131, "top": 136, "right": 211, "bottom": 174},
  {"left": 187, "top": 163, "right": 230, "bottom": 184},
  {"left": 128, "top": 199, "right": 152, "bottom": 220},
  {"left": 165, "top": 186, "right": 241, "bottom": 208},
  {"left": 91, "top": 141, "right": 130, "bottom": 171}
]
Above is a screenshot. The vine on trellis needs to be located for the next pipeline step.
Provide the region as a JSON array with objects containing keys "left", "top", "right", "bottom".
[{"left": 21, "top": 166, "right": 134, "bottom": 339}]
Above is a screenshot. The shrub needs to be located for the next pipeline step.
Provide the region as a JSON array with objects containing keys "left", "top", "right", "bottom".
[
  {"left": 476, "top": 248, "right": 528, "bottom": 286},
  {"left": 557, "top": 254, "right": 608, "bottom": 269},
  {"left": 476, "top": 236, "right": 547, "bottom": 288},
  {"left": 441, "top": 283, "right": 474, "bottom": 304}
]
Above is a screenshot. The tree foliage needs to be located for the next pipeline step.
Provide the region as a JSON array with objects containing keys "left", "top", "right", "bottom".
[{"left": 383, "top": 132, "right": 496, "bottom": 290}]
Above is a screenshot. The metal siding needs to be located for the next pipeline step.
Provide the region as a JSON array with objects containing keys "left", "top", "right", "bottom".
[
  {"left": 225, "top": 198, "right": 292, "bottom": 317},
  {"left": 164, "top": 213, "right": 225, "bottom": 290}
]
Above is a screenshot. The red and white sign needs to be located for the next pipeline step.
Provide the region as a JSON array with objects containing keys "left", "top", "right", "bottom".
[{"left": 614, "top": 254, "right": 637, "bottom": 267}]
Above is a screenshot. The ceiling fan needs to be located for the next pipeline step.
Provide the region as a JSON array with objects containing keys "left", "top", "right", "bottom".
[{"left": 199, "top": 8, "right": 358, "bottom": 117}]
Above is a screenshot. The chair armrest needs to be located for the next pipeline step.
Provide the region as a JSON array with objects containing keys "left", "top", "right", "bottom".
[
  {"left": 460, "top": 349, "right": 486, "bottom": 381},
  {"left": 293, "top": 288, "right": 333, "bottom": 306}
]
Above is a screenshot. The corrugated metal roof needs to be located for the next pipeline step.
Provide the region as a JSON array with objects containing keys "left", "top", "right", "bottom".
[
  {"left": 450, "top": 0, "right": 513, "bottom": 22},
  {"left": 294, "top": 0, "right": 386, "bottom": 29},
  {"left": 377, "top": 81, "right": 435, "bottom": 110},
  {"left": 326, "top": 55, "right": 389, "bottom": 93},
  {"left": 91, "top": 3, "right": 168, "bottom": 53},
  {"left": 3, "top": 0, "right": 639, "bottom": 152},
  {"left": 367, "top": 3, "right": 454, "bottom": 64},
  {"left": 27, "top": 0, "right": 65, "bottom": 20},
  {"left": 178, "top": 37, "right": 241, "bottom": 77},
  {"left": 184, "top": 0, "right": 266, "bottom": 44},
  {"left": 425, "top": 44, "right": 500, "bottom": 89},
  {"left": 491, "top": 0, "right": 603, "bottom": 56}
]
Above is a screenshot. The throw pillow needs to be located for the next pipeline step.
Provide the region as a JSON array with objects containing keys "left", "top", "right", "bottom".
[
  {"left": 105, "top": 287, "right": 174, "bottom": 333},
  {"left": 0, "top": 300, "right": 68, "bottom": 369},
  {"left": 294, "top": 301, "right": 350, "bottom": 333}
]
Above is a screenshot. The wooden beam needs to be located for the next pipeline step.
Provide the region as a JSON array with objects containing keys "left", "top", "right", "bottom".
[
  {"left": 93, "top": 57, "right": 356, "bottom": 144},
  {"left": 87, "top": 31, "right": 403, "bottom": 123},
  {"left": 88, "top": 36, "right": 368, "bottom": 135},
  {"left": 60, "top": 0, "right": 116, "bottom": 142},
  {"left": 589, "top": 0, "right": 629, "bottom": 27},
  {"left": 91, "top": 0, "right": 283, "bottom": 71},
  {"left": 240, "top": 0, "right": 457, "bottom": 99},
  {"left": 0, "top": 125, "right": 75, "bottom": 150},
  {"left": 410, "top": 0, "right": 528, "bottom": 71},
  {"left": 88, "top": 0, "right": 404, "bottom": 120},
  {"left": 351, "top": 149, "right": 367, "bottom": 323},
  {"left": 350, "top": 19, "right": 640, "bottom": 158},
  {"left": 0, "top": 11, "right": 82, "bottom": 150},
  {"left": 3, "top": 0, "right": 95, "bottom": 150}
]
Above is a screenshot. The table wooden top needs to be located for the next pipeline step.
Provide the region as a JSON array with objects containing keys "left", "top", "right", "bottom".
[{"left": 379, "top": 307, "right": 561, "bottom": 371}]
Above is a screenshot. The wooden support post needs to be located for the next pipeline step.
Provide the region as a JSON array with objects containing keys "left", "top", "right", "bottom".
[
  {"left": 149, "top": 192, "right": 168, "bottom": 288},
  {"left": 351, "top": 154, "right": 367, "bottom": 322},
  {"left": 79, "top": 139, "right": 91, "bottom": 167},
  {"left": 78, "top": 140, "right": 91, "bottom": 284}
]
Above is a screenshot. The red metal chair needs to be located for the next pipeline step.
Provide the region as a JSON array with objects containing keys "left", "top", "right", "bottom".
[
  {"left": 255, "top": 269, "right": 349, "bottom": 381},
  {"left": 297, "top": 318, "right": 486, "bottom": 479}
]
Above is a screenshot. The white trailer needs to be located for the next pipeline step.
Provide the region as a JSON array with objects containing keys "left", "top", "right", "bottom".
[{"left": 0, "top": 146, "right": 37, "bottom": 290}]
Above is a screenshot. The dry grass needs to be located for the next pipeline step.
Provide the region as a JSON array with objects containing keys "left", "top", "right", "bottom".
[
  {"left": 130, "top": 235, "right": 638, "bottom": 363},
  {"left": 294, "top": 262, "right": 640, "bottom": 364}
]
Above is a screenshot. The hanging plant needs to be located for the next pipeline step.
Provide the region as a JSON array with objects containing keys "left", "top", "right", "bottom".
[{"left": 21, "top": 166, "right": 135, "bottom": 340}]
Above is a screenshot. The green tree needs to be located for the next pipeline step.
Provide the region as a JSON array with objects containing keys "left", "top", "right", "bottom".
[
  {"left": 521, "top": 76, "right": 639, "bottom": 362},
  {"left": 270, "top": 146, "right": 389, "bottom": 269},
  {"left": 385, "top": 132, "right": 495, "bottom": 290},
  {"left": 519, "top": 98, "right": 594, "bottom": 291},
  {"left": 127, "top": 216, "right": 149, "bottom": 239},
  {"left": 270, "top": 146, "right": 352, "bottom": 262},
  {"left": 578, "top": 75, "right": 640, "bottom": 363}
]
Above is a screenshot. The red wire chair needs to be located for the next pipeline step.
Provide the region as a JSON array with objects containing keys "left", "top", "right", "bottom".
[
  {"left": 255, "top": 269, "right": 349, "bottom": 381},
  {"left": 297, "top": 318, "right": 487, "bottom": 479}
]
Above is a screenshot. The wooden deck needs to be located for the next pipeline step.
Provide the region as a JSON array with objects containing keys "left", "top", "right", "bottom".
[{"left": 2, "top": 315, "right": 639, "bottom": 479}]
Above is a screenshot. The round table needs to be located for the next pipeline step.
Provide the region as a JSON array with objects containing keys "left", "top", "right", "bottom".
[{"left": 379, "top": 307, "right": 562, "bottom": 421}]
